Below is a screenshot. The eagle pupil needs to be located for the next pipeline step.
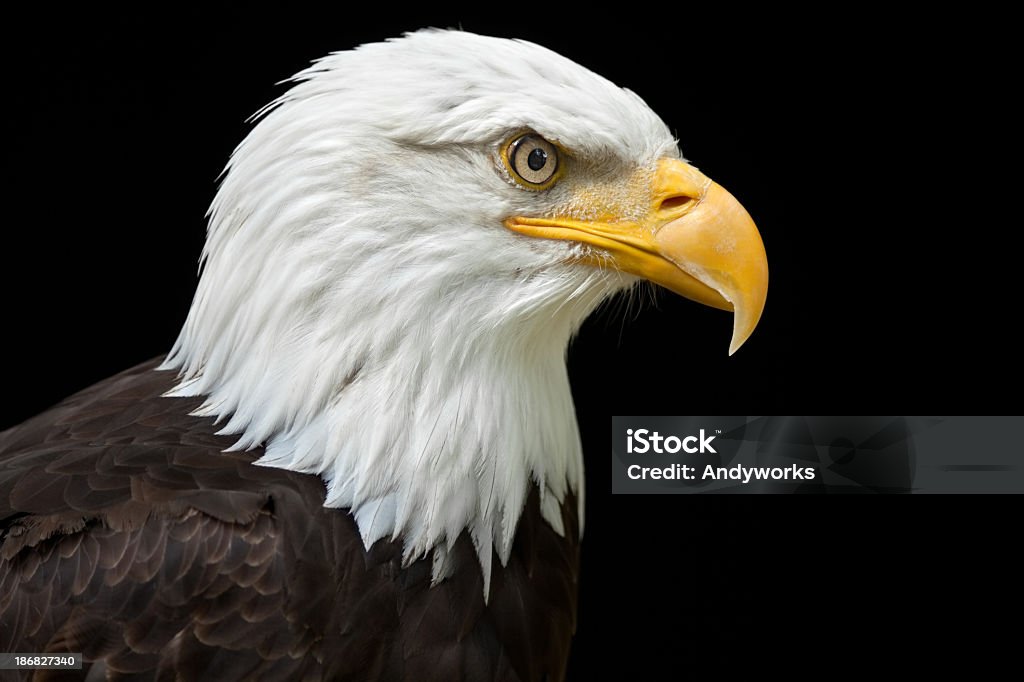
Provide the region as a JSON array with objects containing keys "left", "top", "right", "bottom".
[{"left": 527, "top": 147, "right": 547, "bottom": 171}]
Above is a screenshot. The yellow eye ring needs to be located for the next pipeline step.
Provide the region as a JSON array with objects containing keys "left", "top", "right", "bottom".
[{"left": 501, "top": 133, "right": 564, "bottom": 190}]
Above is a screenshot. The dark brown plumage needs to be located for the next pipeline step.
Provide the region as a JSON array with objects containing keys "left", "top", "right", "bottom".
[{"left": 0, "top": 359, "right": 579, "bottom": 681}]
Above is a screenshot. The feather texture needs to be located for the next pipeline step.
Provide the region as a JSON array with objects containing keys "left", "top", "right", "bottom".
[
  {"left": 0, "top": 359, "right": 580, "bottom": 681},
  {"left": 159, "top": 29, "right": 675, "bottom": 585}
]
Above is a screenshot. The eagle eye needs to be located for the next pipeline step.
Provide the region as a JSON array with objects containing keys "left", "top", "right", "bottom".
[{"left": 505, "top": 134, "right": 560, "bottom": 188}]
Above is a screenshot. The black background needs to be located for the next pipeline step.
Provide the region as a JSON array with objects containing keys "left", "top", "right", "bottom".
[{"left": 3, "top": 6, "right": 1018, "bottom": 676}]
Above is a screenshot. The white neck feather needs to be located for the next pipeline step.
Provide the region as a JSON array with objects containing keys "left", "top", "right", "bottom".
[{"left": 164, "top": 229, "right": 621, "bottom": 592}]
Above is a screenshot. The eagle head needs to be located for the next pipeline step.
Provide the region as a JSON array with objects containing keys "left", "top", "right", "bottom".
[{"left": 162, "top": 29, "right": 768, "bottom": 592}]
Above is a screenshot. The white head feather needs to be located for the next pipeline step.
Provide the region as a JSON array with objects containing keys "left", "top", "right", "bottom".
[{"left": 162, "top": 29, "right": 679, "bottom": 595}]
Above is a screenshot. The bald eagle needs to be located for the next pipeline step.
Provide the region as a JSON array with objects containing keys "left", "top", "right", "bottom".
[{"left": 0, "top": 30, "right": 767, "bottom": 681}]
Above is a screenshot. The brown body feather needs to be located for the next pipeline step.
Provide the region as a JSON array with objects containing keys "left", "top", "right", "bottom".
[{"left": 0, "top": 359, "right": 579, "bottom": 681}]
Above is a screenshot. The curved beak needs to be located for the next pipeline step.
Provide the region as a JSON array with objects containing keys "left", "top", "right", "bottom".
[{"left": 505, "top": 158, "right": 769, "bottom": 354}]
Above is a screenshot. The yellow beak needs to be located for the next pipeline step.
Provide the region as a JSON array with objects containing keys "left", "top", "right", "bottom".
[{"left": 505, "top": 158, "right": 769, "bottom": 354}]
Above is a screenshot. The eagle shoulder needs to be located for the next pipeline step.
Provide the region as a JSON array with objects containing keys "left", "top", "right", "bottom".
[{"left": 0, "top": 359, "right": 579, "bottom": 681}]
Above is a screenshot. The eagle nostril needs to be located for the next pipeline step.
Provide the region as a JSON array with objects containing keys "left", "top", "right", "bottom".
[{"left": 658, "top": 195, "right": 693, "bottom": 213}]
